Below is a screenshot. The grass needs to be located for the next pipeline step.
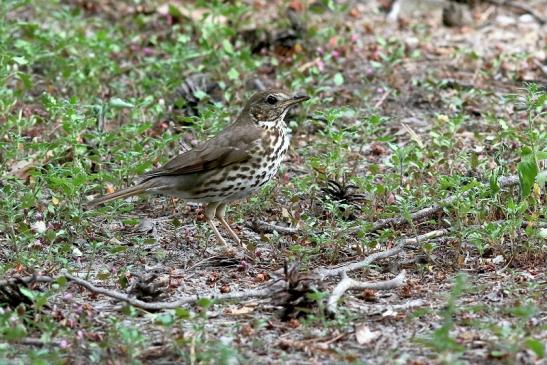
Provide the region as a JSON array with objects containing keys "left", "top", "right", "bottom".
[{"left": 1, "top": 0, "right": 546, "bottom": 364}]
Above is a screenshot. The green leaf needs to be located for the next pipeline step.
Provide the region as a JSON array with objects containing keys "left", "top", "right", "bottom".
[
  {"left": 13, "top": 56, "right": 28, "bottom": 65},
  {"left": 518, "top": 151, "right": 539, "bottom": 198},
  {"left": 19, "top": 287, "right": 36, "bottom": 301},
  {"left": 175, "top": 308, "right": 190, "bottom": 319},
  {"left": 470, "top": 153, "right": 479, "bottom": 170},
  {"left": 222, "top": 39, "right": 234, "bottom": 54},
  {"left": 489, "top": 173, "right": 500, "bottom": 194},
  {"left": 194, "top": 89, "right": 207, "bottom": 100},
  {"left": 155, "top": 313, "right": 174, "bottom": 326},
  {"left": 55, "top": 276, "right": 68, "bottom": 286},
  {"left": 461, "top": 180, "right": 480, "bottom": 193},
  {"left": 97, "top": 271, "right": 110, "bottom": 280},
  {"left": 227, "top": 68, "right": 239, "bottom": 81},
  {"left": 525, "top": 338, "right": 545, "bottom": 358},
  {"left": 196, "top": 298, "right": 212, "bottom": 309},
  {"left": 168, "top": 4, "right": 182, "bottom": 18},
  {"left": 536, "top": 150, "right": 547, "bottom": 161},
  {"left": 537, "top": 170, "right": 547, "bottom": 187},
  {"left": 118, "top": 274, "right": 129, "bottom": 289},
  {"left": 490, "top": 350, "right": 506, "bottom": 358},
  {"left": 3, "top": 324, "right": 27, "bottom": 340},
  {"left": 110, "top": 98, "right": 135, "bottom": 109},
  {"left": 333, "top": 73, "right": 344, "bottom": 86}
]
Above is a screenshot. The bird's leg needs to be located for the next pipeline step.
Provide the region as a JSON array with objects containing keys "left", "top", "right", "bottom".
[
  {"left": 215, "top": 203, "right": 241, "bottom": 245},
  {"left": 204, "top": 202, "right": 227, "bottom": 246},
  {"left": 170, "top": 197, "right": 178, "bottom": 214}
]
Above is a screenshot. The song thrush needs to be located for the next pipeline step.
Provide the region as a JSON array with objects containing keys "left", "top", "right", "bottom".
[{"left": 88, "top": 89, "right": 309, "bottom": 246}]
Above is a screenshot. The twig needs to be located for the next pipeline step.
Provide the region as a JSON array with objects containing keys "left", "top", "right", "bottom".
[
  {"left": 315, "top": 229, "right": 448, "bottom": 279},
  {"left": 1, "top": 273, "right": 285, "bottom": 311},
  {"left": 278, "top": 332, "right": 347, "bottom": 352},
  {"left": 249, "top": 220, "right": 299, "bottom": 235},
  {"left": 374, "top": 89, "right": 391, "bottom": 109},
  {"left": 316, "top": 229, "right": 446, "bottom": 315},
  {"left": 4, "top": 227, "right": 446, "bottom": 315},
  {"left": 14, "top": 338, "right": 62, "bottom": 347},
  {"left": 253, "top": 174, "right": 522, "bottom": 237},
  {"left": 0, "top": 275, "right": 55, "bottom": 287},
  {"left": 484, "top": 0, "right": 545, "bottom": 25},
  {"left": 357, "top": 175, "right": 520, "bottom": 234},
  {"left": 326, "top": 271, "right": 406, "bottom": 315},
  {"left": 298, "top": 58, "right": 321, "bottom": 73},
  {"left": 64, "top": 274, "right": 283, "bottom": 310},
  {"left": 366, "top": 298, "right": 426, "bottom": 314}
]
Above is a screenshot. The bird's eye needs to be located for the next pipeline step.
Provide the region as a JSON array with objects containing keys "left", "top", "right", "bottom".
[{"left": 266, "top": 95, "right": 278, "bottom": 105}]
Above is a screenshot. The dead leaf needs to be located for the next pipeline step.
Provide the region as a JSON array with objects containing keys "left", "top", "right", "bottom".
[
  {"left": 288, "top": 0, "right": 304, "bottom": 11},
  {"left": 30, "top": 221, "right": 47, "bottom": 234},
  {"left": 350, "top": 7, "right": 361, "bottom": 18},
  {"left": 401, "top": 123, "right": 424, "bottom": 148},
  {"left": 224, "top": 305, "right": 255, "bottom": 316},
  {"left": 220, "top": 284, "right": 231, "bottom": 293},
  {"left": 240, "top": 323, "right": 254, "bottom": 336},
  {"left": 105, "top": 182, "right": 115, "bottom": 194},
  {"left": 355, "top": 323, "right": 381, "bottom": 345},
  {"left": 157, "top": 2, "right": 227, "bottom": 25},
  {"left": 288, "top": 318, "right": 300, "bottom": 328},
  {"left": 9, "top": 159, "right": 36, "bottom": 181},
  {"left": 382, "top": 309, "right": 398, "bottom": 318}
]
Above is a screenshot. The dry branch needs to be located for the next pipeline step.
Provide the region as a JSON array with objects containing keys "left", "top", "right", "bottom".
[
  {"left": 485, "top": 0, "right": 546, "bottom": 25},
  {"left": 315, "top": 229, "right": 448, "bottom": 279},
  {"left": 358, "top": 175, "right": 519, "bottom": 233},
  {"left": 249, "top": 220, "right": 299, "bottom": 235},
  {"left": 252, "top": 175, "right": 521, "bottom": 237},
  {"left": 316, "top": 229, "right": 447, "bottom": 315},
  {"left": 326, "top": 271, "right": 406, "bottom": 315},
  {"left": 1, "top": 273, "right": 285, "bottom": 311},
  {"left": 66, "top": 273, "right": 288, "bottom": 310},
  {"left": 16, "top": 338, "right": 62, "bottom": 347},
  {"left": 2, "top": 229, "right": 445, "bottom": 313}
]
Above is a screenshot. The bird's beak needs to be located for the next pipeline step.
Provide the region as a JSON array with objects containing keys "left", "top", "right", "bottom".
[{"left": 285, "top": 94, "right": 310, "bottom": 106}]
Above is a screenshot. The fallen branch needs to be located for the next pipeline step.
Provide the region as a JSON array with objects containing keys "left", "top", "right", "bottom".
[
  {"left": 315, "top": 229, "right": 448, "bottom": 279},
  {"left": 1, "top": 273, "right": 285, "bottom": 311},
  {"left": 67, "top": 273, "right": 288, "bottom": 310},
  {"left": 249, "top": 220, "right": 299, "bottom": 235},
  {"left": 374, "top": 89, "right": 391, "bottom": 109},
  {"left": 0, "top": 275, "right": 56, "bottom": 287},
  {"left": 485, "top": 0, "right": 546, "bottom": 25},
  {"left": 3, "top": 226, "right": 446, "bottom": 315},
  {"left": 366, "top": 298, "right": 426, "bottom": 314},
  {"left": 315, "top": 229, "right": 446, "bottom": 316},
  {"left": 326, "top": 271, "right": 406, "bottom": 315},
  {"left": 14, "top": 338, "right": 62, "bottom": 347},
  {"left": 253, "top": 175, "right": 521, "bottom": 237},
  {"left": 278, "top": 332, "right": 347, "bottom": 352},
  {"left": 358, "top": 175, "right": 519, "bottom": 234}
]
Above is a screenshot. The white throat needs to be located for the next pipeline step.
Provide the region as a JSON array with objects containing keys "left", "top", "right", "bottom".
[{"left": 258, "top": 109, "right": 288, "bottom": 129}]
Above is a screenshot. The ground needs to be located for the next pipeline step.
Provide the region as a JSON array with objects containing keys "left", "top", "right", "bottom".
[{"left": 0, "top": 0, "right": 546, "bottom": 364}]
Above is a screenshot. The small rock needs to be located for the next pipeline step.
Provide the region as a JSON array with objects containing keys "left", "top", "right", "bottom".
[
  {"left": 491, "top": 255, "right": 505, "bottom": 265},
  {"left": 31, "top": 221, "right": 47, "bottom": 234},
  {"left": 442, "top": 2, "right": 472, "bottom": 27}
]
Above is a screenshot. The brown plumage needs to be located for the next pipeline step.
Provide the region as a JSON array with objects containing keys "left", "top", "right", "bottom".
[{"left": 88, "top": 89, "right": 309, "bottom": 246}]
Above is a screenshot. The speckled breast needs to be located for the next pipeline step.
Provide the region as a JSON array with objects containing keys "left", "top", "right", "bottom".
[{"left": 222, "top": 126, "right": 290, "bottom": 201}]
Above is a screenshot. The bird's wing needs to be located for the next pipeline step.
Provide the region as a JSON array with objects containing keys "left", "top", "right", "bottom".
[{"left": 142, "top": 125, "right": 261, "bottom": 179}]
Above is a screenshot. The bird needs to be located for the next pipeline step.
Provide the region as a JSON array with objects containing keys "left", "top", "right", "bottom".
[{"left": 87, "top": 89, "right": 309, "bottom": 246}]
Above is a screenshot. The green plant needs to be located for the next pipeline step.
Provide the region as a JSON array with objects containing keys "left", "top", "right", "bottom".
[{"left": 416, "top": 274, "right": 467, "bottom": 364}]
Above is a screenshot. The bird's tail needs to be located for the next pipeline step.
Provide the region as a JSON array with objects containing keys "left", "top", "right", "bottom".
[{"left": 87, "top": 181, "right": 153, "bottom": 208}]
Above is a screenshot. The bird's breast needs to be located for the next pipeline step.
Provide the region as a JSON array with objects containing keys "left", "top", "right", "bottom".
[
  {"left": 166, "top": 128, "right": 290, "bottom": 203},
  {"left": 219, "top": 127, "right": 290, "bottom": 200}
]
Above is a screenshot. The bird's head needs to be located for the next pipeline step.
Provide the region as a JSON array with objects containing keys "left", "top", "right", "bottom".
[{"left": 243, "top": 89, "right": 309, "bottom": 128}]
